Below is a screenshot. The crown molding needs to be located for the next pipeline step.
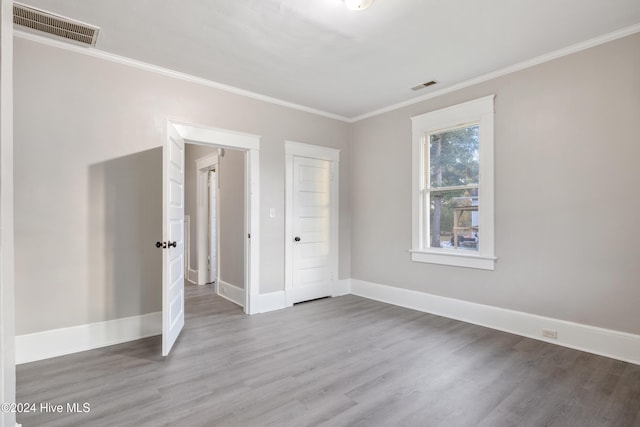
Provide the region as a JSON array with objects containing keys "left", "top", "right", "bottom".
[
  {"left": 14, "top": 22, "right": 640, "bottom": 124},
  {"left": 350, "top": 22, "right": 640, "bottom": 122},
  {"left": 14, "top": 30, "right": 351, "bottom": 123}
]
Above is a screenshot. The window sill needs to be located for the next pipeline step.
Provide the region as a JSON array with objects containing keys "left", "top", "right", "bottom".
[{"left": 409, "top": 249, "right": 496, "bottom": 270}]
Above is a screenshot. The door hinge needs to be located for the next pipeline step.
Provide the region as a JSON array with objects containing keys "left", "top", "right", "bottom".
[{"left": 248, "top": 233, "right": 251, "bottom": 239}]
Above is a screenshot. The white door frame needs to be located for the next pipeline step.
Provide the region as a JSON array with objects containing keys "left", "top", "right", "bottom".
[
  {"left": 169, "top": 121, "right": 260, "bottom": 314},
  {"left": 284, "top": 140, "right": 339, "bottom": 307},
  {"left": 208, "top": 170, "right": 218, "bottom": 284},
  {"left": 195, "top": 151, "right": 219, "bottom": 286},
  {"left": 0, "top": 0, "right": 16, "bottom": 423}
]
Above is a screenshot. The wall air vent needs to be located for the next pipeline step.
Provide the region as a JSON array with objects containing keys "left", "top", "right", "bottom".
[
  {"left": 411, "top": 81, "right": 437, "bottom": 91},
  {"left": 13, "top": 2, "right": 100, "bottom": 47}
]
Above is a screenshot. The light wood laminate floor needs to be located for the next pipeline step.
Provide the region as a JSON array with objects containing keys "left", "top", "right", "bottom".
[{"left": 17, "top": 283, "right": 640, "bottom": 426}]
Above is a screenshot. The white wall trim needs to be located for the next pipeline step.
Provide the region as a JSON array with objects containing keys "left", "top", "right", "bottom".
[
  {"left": 15, "top": 312, "right": 162, "bottom": 365},
  {"left": 14, "top": 24, "right": 640, "bottom": 125},
  {"left": 187, "top": 269, "right": 198, "bottom": 284},
  {"left": 176, "top": 123, "right": 260, "bottom": 150},
  {"left": 351, "top": 279, "right": 640, "bottom": 366},
  {"left": 184, "top": 214, "right": 191, "bottom": 266},
  {"left": 332, "top": 279, "right": 351, "bottom": 297},
  {"left": 217, "top": 280, "right": 245, "bottom": 308},
  {"left": 14, "top": 30, "right": 350, "bottom": 123},
  {"left": 15, "top": 24, "right": 640, "bottom": 125},
  {"left": 16, "top": 279, "right": 640, "bottom": 366},
  {"left": 194, "top": 152, "right": 220, "bottom": 171},
  {"left": 170, "top": 121, "right": 260, "bottom": 315},
  {"left": 351, "top": 23, "right": 640, "bottom": 122},
  {"left": 284, "top": 140, "right": 340, "bottom": 162},
  {"left": 184, "top": 214, "right": 193, "bottom": 282},
  {"left": 252, "top": 291, "right": 286, "bottom": 314},
  {"left": 411, "top": 95, "right": 495, "bottom": 270},
  {"left": 184, "top": 211, "right": 205, "bottom": 285},
  {"left": 1, "top": 0, "right": 16, "bottom": 425},
  {"left": 245, "top": 148, "right": 260, "bottom": 314}
]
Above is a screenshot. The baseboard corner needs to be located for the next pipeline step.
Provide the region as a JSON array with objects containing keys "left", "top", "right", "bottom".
[
  {"left": 251, "top": 291, "right": 286, "bottom": 315},
  {"left": 217, "top": 280, "right": 245, "bottom": 308},
  {"left": 333, "top": 278, "right": 352, "bottom": 297}
]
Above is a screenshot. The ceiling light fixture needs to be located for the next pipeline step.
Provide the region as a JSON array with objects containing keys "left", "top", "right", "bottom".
[{"left": 344, "top": 0, "right": 373, "bottom": 11}]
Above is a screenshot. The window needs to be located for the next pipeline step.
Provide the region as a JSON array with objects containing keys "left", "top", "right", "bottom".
[{"left": 411, "top": 95, "right": 495, "bottom": 270}]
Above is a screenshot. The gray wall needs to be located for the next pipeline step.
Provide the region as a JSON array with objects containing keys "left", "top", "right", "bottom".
[
  {"left": 349, "top": 33, "right": 640, "bottom": 335},
  {"left": 218, "top": 149, "right": 245, "bottom": 288},
  {"left": 15, "top": 30, "right": 639, "bottom": 339},
  {"left": 14, "top": 38, "right": 350, "bottom": 335}
]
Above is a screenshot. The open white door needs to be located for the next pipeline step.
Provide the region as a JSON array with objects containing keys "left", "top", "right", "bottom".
[{"left": 162, "top": 124, "right": 186, "bottom": 356}]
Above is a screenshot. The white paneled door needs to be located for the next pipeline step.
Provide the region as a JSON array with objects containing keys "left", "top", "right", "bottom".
[
  {"left": 291, "top": 156, "right": 332, "bottom": 303},
  {"left": 162, "top": 124, "right": 186, "bottom": 356}
]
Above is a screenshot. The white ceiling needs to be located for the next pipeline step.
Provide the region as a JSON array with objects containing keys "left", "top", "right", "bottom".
[{"left": 18, "top": 0, "right": 640, "bottom": 120}]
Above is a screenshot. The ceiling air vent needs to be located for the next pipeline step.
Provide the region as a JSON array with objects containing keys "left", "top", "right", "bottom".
[
  {"left": 411, "top": 81, "right": 437, "bottom": 91},
  {"left": 13, "top": 2, "right": 100, "bottom": 47}
]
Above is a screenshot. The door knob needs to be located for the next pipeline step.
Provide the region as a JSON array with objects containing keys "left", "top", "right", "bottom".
[
  {"left": 156, "top": 241, "right": 177, "bottom": 248},
  {"left": 294, "top": 236, "right": 301, "bottom": 242}
]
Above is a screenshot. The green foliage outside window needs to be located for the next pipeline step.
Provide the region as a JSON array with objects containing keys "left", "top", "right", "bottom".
[{"left": 428, "top": 125, "right": 479, "bottom": 248}]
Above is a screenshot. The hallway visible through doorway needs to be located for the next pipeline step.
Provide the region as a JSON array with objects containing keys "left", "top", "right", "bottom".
[{"left": 184, "top": 143, "right": 245, "bottom": 309}]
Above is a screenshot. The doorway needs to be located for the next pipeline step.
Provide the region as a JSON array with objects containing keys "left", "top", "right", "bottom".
[
  {"left": 284, "top": 141, "right": 339, "bottom": 306},
  {"left": 189, "top": 147, "right": 219, "bottom": 287},
  {"left": 161, "top": 121, "right": 260, "bottom": 356},
  {"left": 188, "top": 144, "right": 246, "bottom": 308}
]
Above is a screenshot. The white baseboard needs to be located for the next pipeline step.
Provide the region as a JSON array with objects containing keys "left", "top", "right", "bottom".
[
  {"left": 351, "top": 279, "right": 640, "bottom": 366},
  {"left": 255, "top": 279, "right": 350, "bottom": 314},
  {"left": 333, "top": 278, "right": 352, "bottom": 297},
  {"left": 217, "top": 280, "right": 245, "bottom": 308},
  {"left": 187, "top": 268, "right": 198, "bottom": 284},
  {"left": 251, "top": 291, "right": 286, "bottom": 314},
  {"left": 20, "top": 280, "right": 638, "bottom": 367},
  {"left": 15, "top": 312, "right": 161, "bottom": 365}
]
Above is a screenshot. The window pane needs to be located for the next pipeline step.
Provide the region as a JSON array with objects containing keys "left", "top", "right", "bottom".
[
  {"left": 429, "top": 188, "right": 479, "bottom": 251},
  {"left": 429, "top": 125, "right": 479, "bottom": 188}
]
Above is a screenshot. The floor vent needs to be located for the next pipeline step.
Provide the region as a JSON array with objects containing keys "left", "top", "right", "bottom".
[{"left": 13, "top": 2, "right": 100, "bottom": 47}]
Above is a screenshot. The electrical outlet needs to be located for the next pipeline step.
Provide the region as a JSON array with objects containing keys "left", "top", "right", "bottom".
[
  {"left": 542, "top": 329, "right": 558, "bottom": 339},
  {"left": 221, "top": 285, "right": 227, "bottom": 294}
]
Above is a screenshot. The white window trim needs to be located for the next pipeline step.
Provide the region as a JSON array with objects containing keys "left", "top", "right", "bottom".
[{"left": 410, "top": 95, "right": 496, "bottom": 270}]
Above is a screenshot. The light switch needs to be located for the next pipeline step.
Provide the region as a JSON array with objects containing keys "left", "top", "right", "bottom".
[{"left": 269, "top": 208, "right": 276, "bottom": 218}]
